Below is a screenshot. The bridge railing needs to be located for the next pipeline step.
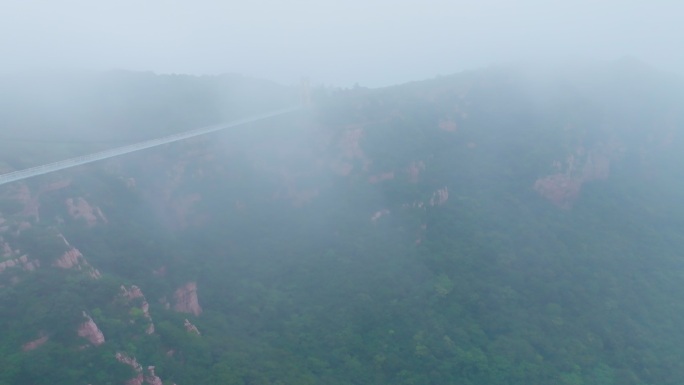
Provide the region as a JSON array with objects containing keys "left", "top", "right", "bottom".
[{"left": 0, "top": 106, "right": 300, "bottom": 187}]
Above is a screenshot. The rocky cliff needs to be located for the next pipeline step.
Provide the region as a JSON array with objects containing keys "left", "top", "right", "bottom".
[
  {"left": 173, "top": 282, "right": 202, "bottom": 317},
  {"left": 121, "top": 285, "right": 155, "bottom": 334},
  {"left": 77, "top": 312, "right": 105, "bottom": 346},
  {"left": 116, "top": 353, "right": 175, "bottom": 385}
]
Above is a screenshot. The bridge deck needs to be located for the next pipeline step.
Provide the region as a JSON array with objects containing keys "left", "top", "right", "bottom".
[{"left": 0, "top": 107, "right": 300, "bottom": 187}]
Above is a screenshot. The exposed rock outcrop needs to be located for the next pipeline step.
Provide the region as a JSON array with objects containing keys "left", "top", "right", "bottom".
[
  {"left": 145, "top": 366, "right": 163, "bottom": 385},
  {"left": 120, "top": 285, "right": 155, "bottom": 334},
  {"left": 534, "top": 145, "right": 615, "bottom": 208},
  {"left": 78, "top": 311, "right": 105, "bottom": 346},
  {"left": 0, "top": 254, "right": 39, "bottom": 274},
  {"left": 54, "top": 248, "right": 84, "bottom": 269},
  {"left": 65, "top": 197, "right": 108, "bottom": 226},
  {"left": 116, "top": 352, "right": 144, "bottom": 385},
  {"left": 121, "top": 284, "right": 144, "bottom": 300},
  {"left": 54, "top": 235, "right": 101, "bottom": 279},
  {"left": 22, "top": 334, "right": 48, "bottom": 351},
  {"left": 184, "top": 319, "right": 200, "bottom": 335},
  {"left": 116, "top": 353, "right": 169, "bottom": 385},
  {"left": 173, "top": 282, "right": 202, "bottom": 316}
]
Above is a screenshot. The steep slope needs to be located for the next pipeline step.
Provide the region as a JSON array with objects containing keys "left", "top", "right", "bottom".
[{"left": 1, "top": 62, "right": 684, "bottom": 385}]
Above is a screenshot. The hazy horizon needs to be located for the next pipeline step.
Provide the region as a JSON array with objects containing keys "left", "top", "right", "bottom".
[{"left": 2, "top": 0, "right": 682, "bottom": 87}]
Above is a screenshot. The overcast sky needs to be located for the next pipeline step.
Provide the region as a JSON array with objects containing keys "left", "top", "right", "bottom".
[{"left": 1, "top": 0, "right": 682, "bottom": 87}]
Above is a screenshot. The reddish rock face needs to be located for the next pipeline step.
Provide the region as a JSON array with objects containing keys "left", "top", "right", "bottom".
[
  {"left": 173, "top": 282, "right": 202, "bottom": 316},
  {"left": 121, "top": 285, "right": 144, "bottom": 300},
  {"left": 65, "top": 197, "right": 108, "bottom": 226},
  {"left": 0, "top": 254, "right": 40, "bottom": 274},
  {"left": 53, "top": 236, "right": 101, "bottom": 278},
  {"left": 54, "top": 247, "right": 101, "bottom": 278},
  {"left": 127, "top": 375, "right": 144, "bottom": 385},
  {"left": 22, "top": 335, "right": 48, "bottom": 351},
  {"left": 533, "top": 147, "right": 614, "bottom": 208},
  {"left": 77, "top": 312, "right": 105, "bottom": 346},
  {"left": 534, "top": 174, "right": 582, "bottom": 209},
  {"left": 54, "top": 248, "right": 82, "bottom": 269}
]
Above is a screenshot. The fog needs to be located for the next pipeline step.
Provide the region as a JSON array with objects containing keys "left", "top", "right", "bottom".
[
  {"left": 2, "top": 0, "right": 682, "bottom": 87},
  {"left": 2, "top": 2, "right": 684, "bottom": 383}
]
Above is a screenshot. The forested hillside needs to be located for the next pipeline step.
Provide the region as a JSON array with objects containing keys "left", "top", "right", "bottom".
[{"left": 1, "top": 62, "right": 684, "bottom": 385}]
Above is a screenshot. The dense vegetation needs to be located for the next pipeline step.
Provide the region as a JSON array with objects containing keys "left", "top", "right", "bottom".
[{"left": 1, "top": 61, "right": 684, "bottom": 384}]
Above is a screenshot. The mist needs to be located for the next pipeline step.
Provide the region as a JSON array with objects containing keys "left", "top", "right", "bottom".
[
  {"left": 2, "top": 0, "right": 683, "bottom": 87},
  {"left": 1, "top": 1, "right": 684, "bottom": 384}
]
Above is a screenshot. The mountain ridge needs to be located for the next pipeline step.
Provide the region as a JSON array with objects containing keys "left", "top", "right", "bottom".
[{"left": 0, "top": 62, "right": 683, "bottom": 384}]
